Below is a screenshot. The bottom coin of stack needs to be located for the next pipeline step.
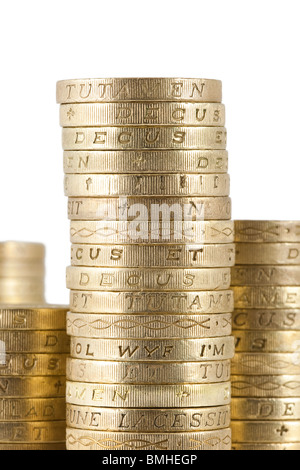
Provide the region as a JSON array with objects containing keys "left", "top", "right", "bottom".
[
  {"left": 66, "top": 302, "right": 234, "bottom": 451},
  {"left": 0, "top": 305, "right": 69, "bottom": 450},
  {"left": 231, "top": 220, "right": 300, "bottom": 450}
]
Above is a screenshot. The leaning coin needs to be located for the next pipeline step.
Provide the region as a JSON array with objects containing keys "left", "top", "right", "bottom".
[
  {"left": 64, "top": 149, "right": 229, "bottom": 174},
  {"left": 231, "top": 397, "right": 300, "bottom": 421},
  {"left": 66, "top": 404, "right": 231, "bottom": 432},
  {"left": 68, "top": 198, "right": 232, "bottom": 222},
  {"left": 66, "top": 428, "right": 231, "bottom": 451},
  {"left": 231, "top": 375, "right": 300, "bottom": 398},
  {"left": 0, "top": 353, "right": 67, "bottom": 376},
  {"left": 64, "top": 173, "right": 230, "bottom": 197},
  {"left": 231, "top": 421, "right": 300, "bottom": 443},
  {"left": 0, "top": 421, "right": 65, "bottom": 443},
  {"left": 231, "top": 353, "right": 300, "bottom": 376},
  {"left": 66, "top": 312, "right": 232, "bottom": 339},
  {"left": 69, "top": 289, "right": 234, "bottom": 314},
  {"left": 66, "top": 266, "right": 231, "bottom": 292},
  {"left": 70, "top": 243, "right": 235, "bottom": 268},
  {"left": 0, "top": 331, "right": 69, "bottom": 353},
  {"left": 0, "top": 398, "right": 66, "bottom": 422},
  {"left": 70, "top": 336, "right": 235, "bottom": 362},
  {"left": 66, "top": 358, "right": 231, "bottom": 384},
  {"left": 60, "top": 102, "right": 226, "bottom": 127},
  {"left": 66, "top": 382, "right": 231, "bottom": 408}
]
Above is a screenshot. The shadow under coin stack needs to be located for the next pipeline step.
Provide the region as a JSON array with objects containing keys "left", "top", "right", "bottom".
[
  {"left": 0, "top": 242, "right": 68, "bottom": 450},
  {"left": 57, "top": 78, "right": 235, "bottom": 451},
  {"left": 231, "top": 221, "right": 300, "bottom": 451},
  {"left": 0, "top": 242, "right": 45, "bottom": 304}
]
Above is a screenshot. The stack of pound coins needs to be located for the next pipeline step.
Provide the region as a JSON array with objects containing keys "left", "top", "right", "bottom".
[
  {"left": 0, "top": 242, "right": 45, "bottom": 304},
  {"left": 231, "top": 221, "right": 300, "bottom": 451},
  {"left": 57, "top": 78, "right": 235, "bottom": 451},
  {"left": 0, "top": 241, "right": 69, "bottom": 450},
  {"left": 0, "top": 304, "right": 69, "bottom": 450}
]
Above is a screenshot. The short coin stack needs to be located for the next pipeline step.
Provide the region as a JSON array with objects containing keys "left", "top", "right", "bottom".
[
  {"left": 57, "top": 78, "right": 235, "bottom": 451},
  {"left": 0, "top": 242, "right": 69, "bottom": 450},
  {"left": 0, "top": 242, "right": 45, "bottom": 304},
  {"left": 231, "top": 221, "right": 300, "bottom": 451}
]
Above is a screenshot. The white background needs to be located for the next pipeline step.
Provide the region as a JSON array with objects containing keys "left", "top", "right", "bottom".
[{"left": 0, "top": 0, "right": 299, "bottom": 303}]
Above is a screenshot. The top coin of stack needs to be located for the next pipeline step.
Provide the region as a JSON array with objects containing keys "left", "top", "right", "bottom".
[
  {"left": 0, "top": 242, "right": 45, "bottom": 304},
  {"left": 231, "top": 221, "right": 300, "bottom": 451},
  {"left": 57, "top": 78, "right": 234, "bottom": 451}
]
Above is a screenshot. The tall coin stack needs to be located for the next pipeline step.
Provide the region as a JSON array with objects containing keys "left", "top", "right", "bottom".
[
  {"left": 0, "top": 242, "right": 68, "bottom": 450},
  {"left": 231, "top": 221, "right": 300, "bottom": 451},
  {"left": 57, "top": 78, "right": 235, "bottom": 451}
]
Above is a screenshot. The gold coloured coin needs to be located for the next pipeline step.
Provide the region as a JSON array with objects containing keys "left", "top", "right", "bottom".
[
  {"left": 0, "top": 353, "right": 67, "bottom": 376},
  {"left": 0, "top": 443, "right": 65, "bottom": 450},
  {"left": 66, "top": 381, "right": 231, "bottom": 408},
  {"left": 0, "top": 397, "right": 66, "bottom": 422},
  {"left": 234, "top": 221, "right": 300, "bottom": 243},
  {"left": 62, "top": 127, "right": 227, "bottom": 151},
  {"left": 70, "top": 243, "right": 235, "bottom": 268},
  {"left": 66, "top": 358, "right": 231, "bottom": 384},
  {"left": 69, "top": 289, "right": 234, "bottom": 314},
  {"left": 232, "top": 421, "right": 300, "bottom": 443},
  {"left": 236, "top": 243, "right": 300, "bottom": 265},
  {"left": 70, "top": 220, "right": 234, "bottom": 244},
  {"left": 68, "top": 197, "right": 232, "bottom": 222},
  {"left": 0, "top": 262, "right": 45, "bottom": 278},
  {"left": 234, "top": 330, "right": 300, "bottom": 353},
  {"left": 66, "top": 312, "right": 232, "bottom": 339},
  {"left": 231, "top": 397, "right": 300, "bottom": 421},
  {"left": 66, "top": 428, "right": 231, "bottom": 451},
  {"left": 64, "top": 150, "right": 229, "bottom": 174},
  {"left": 0, "top": 279, "right": 45, "bottom": 305},
  {"left": 231, "top": 353, "right": 300, "bottom": 376},
  {"left": 0, "top": 242, "right": 45, "bottom": 260},
  {"left": 233, "top": 286, "right": 300, "bottom": 309},
  {"left": 0, "top": 330, "right": 69, "bottom": 353},
  {"left": 0, "top": 421, "right": 65, "bottom": 443},
  {"left": 233, "top": 309, "right": 300, "bottom": 330},
  {"left": 56, "top": 78, "right": 222, "bottom": 104},
  {"left": 232, "top": 443, "right": 300, "bottom": 451},
  {"left": 66, "top": 266, "right": 231, "bottom": 292},
  {"left": 64, "top": 173, "right": 230, "bottom": 197},
  {"left": 60, "top": 102, "right": 225, "bottom": 127},
  {"left": 66, "top": 404, "right": 231, "bottom": 432},
  {"left": 231, "top": 266, "right": 300, "bottom": 286},
  {"left": 0, "top": 305, "right": 67, "bottom": 330},
  {"left": 70, "top": 336, "right": 235, "bottom": 362},
  {"left": 232, "top": 375, "right": 300, "bottom": 398},
  {"left": 0, "top": 377, "right": 65, "bottom": 398}
]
